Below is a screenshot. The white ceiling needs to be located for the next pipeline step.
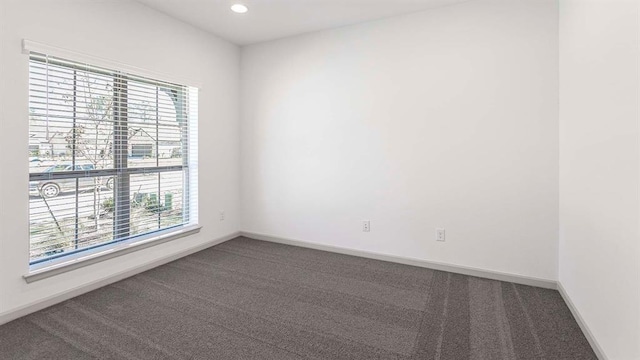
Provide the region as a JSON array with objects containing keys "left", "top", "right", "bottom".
[{"left": 135, "top": 0, "right": 474, "bottom": 45}]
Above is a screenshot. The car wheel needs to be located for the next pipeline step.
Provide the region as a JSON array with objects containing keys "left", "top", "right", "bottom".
[
  {"left": 106, "top": 177, "right": 114, "bottom": 190},
  {"left": 41, "top": 183, "right": 60, "bottom": 198}
]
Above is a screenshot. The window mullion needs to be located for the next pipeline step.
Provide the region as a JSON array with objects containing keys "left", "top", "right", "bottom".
[
  {"left": 113, "top": 74, "right": 130, "bottom": 240},
  {"left": 72, "top": 69, "right": 79, "bottom": 249},
  {"left": 156, "top": 87, "right": 160, "bottom": 229}
]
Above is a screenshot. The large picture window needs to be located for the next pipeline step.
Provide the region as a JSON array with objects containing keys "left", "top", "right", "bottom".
[{"left": 28, "top": 52, "right": 198, "bottom": 265}]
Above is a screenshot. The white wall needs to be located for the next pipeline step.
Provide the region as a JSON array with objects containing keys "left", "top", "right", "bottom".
[
  {"left": 0, "top": 0, "right": 240, "bottom": 316},
  {"left": 559, "top": 1, "right": 640, "bottom": 359},
  {"left": 241, "top": 0, "right": 559, "bottom": 281}
]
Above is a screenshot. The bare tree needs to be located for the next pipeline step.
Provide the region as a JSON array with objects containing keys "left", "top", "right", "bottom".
[{"left": 63, "top": 71, "right": 114, "bottom": 230}]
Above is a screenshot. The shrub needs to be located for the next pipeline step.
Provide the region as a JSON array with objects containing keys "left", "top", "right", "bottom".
[{"left": 102, "top": 197, "right": 115, "bottom": 213}]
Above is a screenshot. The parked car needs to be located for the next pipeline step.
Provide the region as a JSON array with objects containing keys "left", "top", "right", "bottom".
[{"left": 30, "top": 164, "right": 114, "bottom": 198}]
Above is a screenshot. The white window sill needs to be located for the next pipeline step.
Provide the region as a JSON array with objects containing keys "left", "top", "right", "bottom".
[{"left": 23, "top": 224, "right": 201, "bottom": 283}]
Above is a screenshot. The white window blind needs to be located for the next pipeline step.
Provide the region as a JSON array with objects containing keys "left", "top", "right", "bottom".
[{"left": 28, "top": 52, "right": 198, "bottom": 265}]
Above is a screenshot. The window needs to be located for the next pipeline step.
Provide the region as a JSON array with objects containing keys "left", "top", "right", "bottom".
[{"left": 28, "top": 52, "right": 198, "bottom": 266}]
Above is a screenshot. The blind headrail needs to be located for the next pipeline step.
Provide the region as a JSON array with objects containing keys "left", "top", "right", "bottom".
[{"left": 22, "top": 39, "right": 203, "bottom": 89}]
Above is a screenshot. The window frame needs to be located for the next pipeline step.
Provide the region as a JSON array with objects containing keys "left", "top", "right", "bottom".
[{"left": 25, "top": 45, "right": 199, "bottom": 275}]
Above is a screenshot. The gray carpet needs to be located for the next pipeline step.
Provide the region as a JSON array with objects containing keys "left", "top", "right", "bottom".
[{"left": 0, "top": 236, "right": 596, "bottom": 359}]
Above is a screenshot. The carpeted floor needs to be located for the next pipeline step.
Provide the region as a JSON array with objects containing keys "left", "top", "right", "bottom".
[{"left": 0, "top": 236, "right": 596, "bottom": 359}]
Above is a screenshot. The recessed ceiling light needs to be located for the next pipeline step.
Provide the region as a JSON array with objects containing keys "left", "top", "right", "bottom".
[{"left": 231, "top": 4, "right": 248, "bottom": 14}]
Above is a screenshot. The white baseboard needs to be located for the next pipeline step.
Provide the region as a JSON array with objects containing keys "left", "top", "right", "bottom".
[
  {"left": 240, "top": 231, "right": 558, "bottom": 290},
  {"left": 557, "top": 282, "right": 608, "bottom": 360},
  {"left": 0, "top": 231, "right": 240, "bottom": 326}
]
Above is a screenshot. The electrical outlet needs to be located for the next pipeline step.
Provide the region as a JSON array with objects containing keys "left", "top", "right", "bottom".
[
  {"left": 219, "top": 211, "right": 225, "bottom": 221},
  {"left": 436, "top": 228, "right": 445, "bottom": 242},
  {"left": 362, "top": 221, "right": 371, "bottom": 232}
]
